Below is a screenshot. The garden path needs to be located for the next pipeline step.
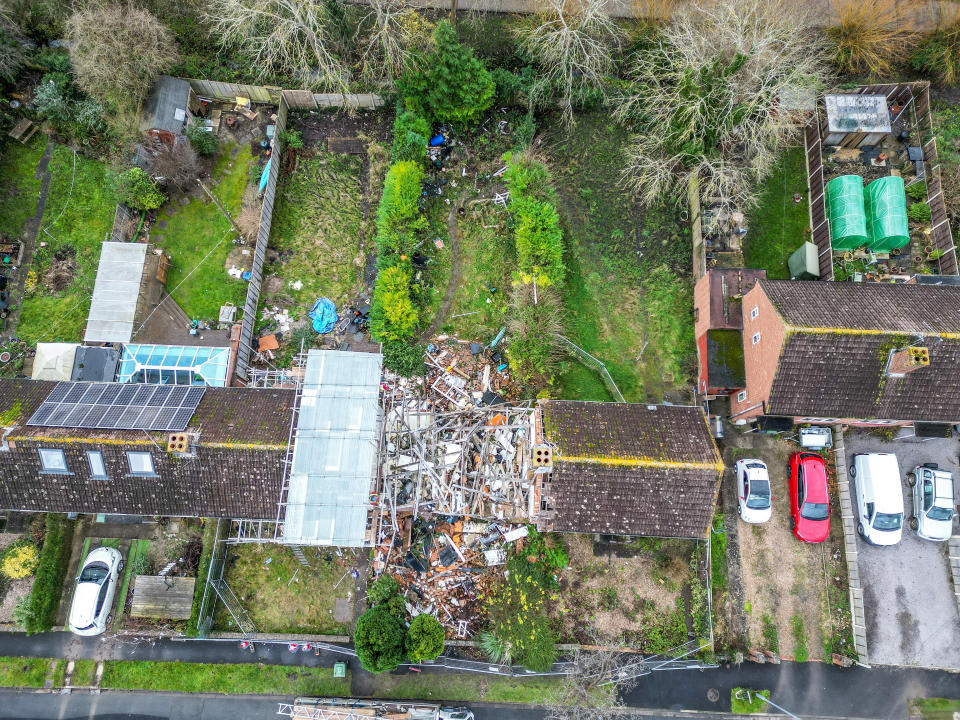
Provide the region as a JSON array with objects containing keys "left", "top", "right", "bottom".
[{"left": 419, "top": 201, "right": 463, "bottom": 341}]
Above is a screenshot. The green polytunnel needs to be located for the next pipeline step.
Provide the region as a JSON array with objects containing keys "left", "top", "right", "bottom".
[
  {"left": 826, "top": 175, "right": 869, "bottom": 251},
  {"left": 865, "top": 176, "right": 910, "bottom": 252}
]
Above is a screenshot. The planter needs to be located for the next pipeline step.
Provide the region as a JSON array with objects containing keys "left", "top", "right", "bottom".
[
  {"left": 913, "top": 255, "right": 924, "bottom": 264},
  {"left": 891, "top": 247, "right": 901, "bottom": 256},
  {"left": 843, "top": 251, "right": 855, "bottom": 261},
  {"left": 924, "top": 244, "right": 934, "bottom": 254}
]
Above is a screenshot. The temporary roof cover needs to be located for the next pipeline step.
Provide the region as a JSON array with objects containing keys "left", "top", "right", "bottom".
[
  {"left": 826, "top": 175, "right": 869, "bottom": 251},
  {"left": 825, "top": 94, "right": 891, "bottom": 134},
  {"left": 84, "top": 242, "right": 147, "bottom": 343},
  {"left": 866, "top": 176, "right": 910, "bottom": 252},
  {"left": 283, "top": 349, "right": 382, "bottom": 547},
  {"left": 31, "top": 343, "right": 78, "bottom": 381}
]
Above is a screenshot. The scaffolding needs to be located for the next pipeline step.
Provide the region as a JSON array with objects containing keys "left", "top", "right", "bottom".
[{"left": 277, "top": 699, "right": 440, "bottom": 720}]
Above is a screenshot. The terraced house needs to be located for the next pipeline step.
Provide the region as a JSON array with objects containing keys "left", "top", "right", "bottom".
[{"left": 731, "top": 280, "right": 960, "bottom": 431}]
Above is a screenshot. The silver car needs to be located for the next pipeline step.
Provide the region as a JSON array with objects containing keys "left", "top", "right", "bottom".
[
  {"left": 908, "top": 464, "right": 956, "bottom": 541},
  {"left": 438, "top": 708, "right": 474, "bottom": 720},
  {"left": 68, "top": 546, "right": 124, "bottom": 636}
]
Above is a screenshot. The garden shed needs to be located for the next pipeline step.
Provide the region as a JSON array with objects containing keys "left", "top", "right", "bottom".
[
  {"left": 140, "top": 75, "right": 196, "bottom": 144},
  {"left": 788, "top": 241, "right": 821, "bottom": 280},
  {"left": 826, "top": 175, "right": 869, "bottom": 251},
  {"left": 865, "top": 176, "right": 910, "bottom": 252}
]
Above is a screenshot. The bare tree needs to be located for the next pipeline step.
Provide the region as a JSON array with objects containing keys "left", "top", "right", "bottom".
[
  {"left": 616, "top": 0, "right": 828, "bottom": 211},
  {"left": 67, "top": 3, "right": 177, "bottom": 113},
  {"left": 544, "top": 639, "right": 639, "bottom": 720},
  {"left": 358, "top": 0, "right": 433, "bottom": 86},
  {"left": 514, "top": 0, "right": 623, "bottom": 126},
  {"left": 0, "top": 6, "right": 27, "bottom": 84},
  {"left": 146, "top": 138, "right": 202, "bottom": 194},
  {"left": 203, "top": 0, "right": 348, "bottom": 91}
]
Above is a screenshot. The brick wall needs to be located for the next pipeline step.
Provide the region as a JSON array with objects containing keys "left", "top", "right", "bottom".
[
  {"left": 694, "top": 272, "right": 712, "bottom": 340},
  {"left": 0, "top": 440, "right": 284, "bottom": 519},
  {"left": 730, "top": 284, "right": 788, "bottom": 421}
]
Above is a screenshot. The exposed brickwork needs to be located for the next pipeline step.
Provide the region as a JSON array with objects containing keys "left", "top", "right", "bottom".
[{"left": 731, "top": 283, "right": 787, "bottom": 421}]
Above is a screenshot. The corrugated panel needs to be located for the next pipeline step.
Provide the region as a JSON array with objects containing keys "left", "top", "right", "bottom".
[{"left": 85, "top": 243, "right": 148, "bottom": 343}]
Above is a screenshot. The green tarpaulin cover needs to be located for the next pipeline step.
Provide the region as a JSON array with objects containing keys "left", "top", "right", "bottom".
[
  {"left": 826, "top": 175, "right": 869, "bottom": 251},
  {"left": 865, "top": 176, "right": 910, "bottom": 252}
]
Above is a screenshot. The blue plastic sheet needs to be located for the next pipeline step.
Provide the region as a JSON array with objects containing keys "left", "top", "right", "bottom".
[
  {"left": 259, "top": 157, "right": 272, "bottom": 194},
  {"left": 309, "top": 298, "right": 338, "bottom": 334}
]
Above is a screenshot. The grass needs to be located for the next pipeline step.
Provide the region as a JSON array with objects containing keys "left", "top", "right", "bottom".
[
  {"left": 792, "top": 614, "right": 809, "bottom": 663},
  {"left": 266, "top": 151, "right": 365, "bottom": 311},
  {"left": 909, "top": 699, "right": 960, "bottom": 720},
  {"left": 101, "top": 660, "right": 348, "bottom": 695},
  {"left": 51, "top": 659, "right": 66, "bottom": 689},
  {"left": 214, "top": 543, "right": 352, "bottom": 635},
  {"left": 731, "top": 688, "right": 771, "bottom": 714},
  {"left": 0, "top": 137, "right": 44, "bottom": 239},
  {"left": 710, "top": 514, "right": 728, "bottom": 596},
  {"left": 187, "top": 519, "right": 217, "bottom": 637},
  {"left": 156, "top": 143, "right": 255, "bottom": 321},
  {"left": 744, "top": 146, "right": 810, "bottom": 279},
  {"left": 18, "top": 145, "right": 117, "bottom": 343},
  {"left": 0, "top": 657, "right": 49, "bottom": 687},
  {"left": 70, "top": 659, "right": 98, "bottom": 687},
  {"left": 761, "top": 613, "right": 780, "bottom": 653},
  {"left": 113, "top": 539, "right": 150, "bottom": 628},
  {"left": 371, "top": 672, "right": 564, "bottom": 703}
]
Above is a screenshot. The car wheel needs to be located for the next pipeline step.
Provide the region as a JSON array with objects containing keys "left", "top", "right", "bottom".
[
  {"left": 857, "top": 522, "right": 865, "bottom": 537},
  {"left": 910, "top": 516, "right": 919, "bottom": 531},
  {"left": 849, "top": 464, "right": 856, "bottom": 478},
  {"left": 117, "top": 560, "right": 125, "bottom": 573},
  {"left": 789, "top": 517, "right": 795, "bottom": 531},
  {"left": 907, "top": 472, "right": 917, "bottom": 487}
]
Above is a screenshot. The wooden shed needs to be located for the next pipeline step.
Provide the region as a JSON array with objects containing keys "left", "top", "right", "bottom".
[{"left": 130, "top": 576, "right": 196, "bottom": 619}]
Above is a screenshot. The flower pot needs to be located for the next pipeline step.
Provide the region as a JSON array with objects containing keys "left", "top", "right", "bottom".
[
  {"left": 913, "top": 255, "right": 924, "bottom": 264},
  {"left": 924, "top": 244, "right": 934, "bottom": 254},
  {"left": 891, "top": 247, "right": 901, "bottom": 256}
]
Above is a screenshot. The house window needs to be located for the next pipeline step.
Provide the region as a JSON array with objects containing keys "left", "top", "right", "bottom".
[
  {"left": 750, "top": 306, "right": 759, "bottom": 320},
  {"left": 737, "top": 390, "right": 747, "bottom": 403},
  {"left": 126, "top": 451, "right": 157, "bottom": 476},
  {"left": 86, "top": 451, "right": 107, "bottom": 480},
  {"left": 38, "top": 448, "right": 69, "bottom": 474},
  {"left": 752, "top": 332, "right": 761, "bottom": 345},
  {"left": 694, "top": 308, "right": 699, "bottom": 322}
]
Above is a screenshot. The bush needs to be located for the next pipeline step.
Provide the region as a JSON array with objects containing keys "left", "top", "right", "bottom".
[
  {"left": 12, "top": 596, "right": 31, "bottom": 629},
  {"left": 115, "top": 168, "right": 166, "bottom": 211},
  {"left": 371, "top": 265, "right": 418, "bottom": 343},
  {"left": 827, "top": 0, "right": 914, "bottom": 77},
  {"left": 397, "top": 21, "right": 495, "bottom": 125},
  {"left": 186, "top": 520, "right": 217, "bottom": 637},
  {"left": 382, "top": 342, "right": 425, "bottom": 377},
  {"left": 906, "top": 181, "right": 927, "bottom": 201},
  {"left": 912, "top": 20, "right": 960, "bottom": 85},
  {"left": 1, "top": 542, "right": 39, "bottom": 579},
  {"left": 21, "top": 514, "right": 73, "bottom": 634},
  {"left": 186, "top": 118, "right": 219, "bottom": 156},
  {"left": 377, "top": 161, "right": 425, "bottom": 242},
  {"left": 405, "top": 614, "right": 445, "bottom": 663},
  {"left": 367, "top": 574, "right": 400, "bottom": 605},
  {"left": 392, "top": 110, "right": 431, "bottom": 164},
  {"left": 354, "top": 605, "right": 407, "bottom": 673},
  {"left": 278, "top": 128, "right": 303, "bottom": 150},
  {"left": 513, "top": 197, "right": 564, "bottom": 286},
  {"left": 908, "top": 201, "right": 931, "bottom": 223}
]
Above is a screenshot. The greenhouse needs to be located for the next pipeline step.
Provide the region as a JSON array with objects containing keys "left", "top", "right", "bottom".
[
  {"left": 826, "top": 175, "right": 869, "bottom": 251},
  {"left": 865, "top": 176, "right": 910, "bottom": 252}
]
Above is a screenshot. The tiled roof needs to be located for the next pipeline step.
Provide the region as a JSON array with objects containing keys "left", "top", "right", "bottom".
[
  {"left": 760, "top": 280, "right": 960, "bottom": 334},
  {"left": 707, "top": 269, "right": 766, "bottom": 330},
  {"left": 0, "top": 379, "right": 294, "bottom": 446},
  {"left": 547, "top": 463, "right": 721, "bottom": 538},
  {"left": 768, "top": 333, "right": 960, "bottom": 422},
  {"left": 541, "top": 400, "right": 721, "bottom": 466},
  {"left": 540, "top": 400, "right": 723, "bottom": 538}
]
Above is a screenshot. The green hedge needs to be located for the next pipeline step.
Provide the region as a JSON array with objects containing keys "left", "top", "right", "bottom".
[
  {"left": 22, "top": 514, "right": 73, "bottom": 634},
  {"left": 186, "top": 519, "right": 218, "bottom": 637}
]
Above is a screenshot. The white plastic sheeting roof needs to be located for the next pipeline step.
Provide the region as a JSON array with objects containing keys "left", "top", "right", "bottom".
[
  {"left": 282, "top": 349, "right": 382, "bottom": 547},
  {"left": 84, "top": 242, "right": 147, "bottom": 343}
]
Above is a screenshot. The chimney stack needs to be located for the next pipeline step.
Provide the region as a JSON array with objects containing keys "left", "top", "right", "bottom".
[{"left": 887, "top": 346, "right": 930, "bottom": 376}]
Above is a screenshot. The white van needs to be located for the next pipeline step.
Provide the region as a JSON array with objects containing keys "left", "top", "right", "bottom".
[{"left": 850, "top": 453, "right": 904, "bottom": 546}]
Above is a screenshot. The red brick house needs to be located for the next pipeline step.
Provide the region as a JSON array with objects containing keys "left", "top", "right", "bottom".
[
  {"left": 693, "top": 269, "right": 766, "bottom": 397},
  {"left": 732, "top": 280, "right": 960, "bottom": 429}
]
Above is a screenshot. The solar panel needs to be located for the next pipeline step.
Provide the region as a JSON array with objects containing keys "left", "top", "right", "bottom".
[{"left": 26, "top": 381, "right": 206, "bottom": 431}]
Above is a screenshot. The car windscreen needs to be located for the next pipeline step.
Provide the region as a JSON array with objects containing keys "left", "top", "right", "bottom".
[
  {"left": 746, "top": 479, "right": 771, "bottom": 509},
  {"left": 873, "top": 512, "right": 902, "bottom": 530},
  {"left": 79, "top": 562, "right": 109, "bottom": 583},
  {"left": 801, "top": 502, "right": 828, "bottom": 521},
  {"left": 927, "top": 505, "right": 954, "bottom": 522}
]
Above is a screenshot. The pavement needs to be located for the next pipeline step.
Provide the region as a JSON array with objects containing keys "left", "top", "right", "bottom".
[{"left": 842, "top": 431, "right": 960, "bottom": 669}]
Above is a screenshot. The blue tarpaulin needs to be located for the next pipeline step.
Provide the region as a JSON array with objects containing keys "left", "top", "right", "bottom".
[
  {"left": 258, "top": 157, "right": 272, "bottom": 194},
  {"left": 309, "top": 298, "right": 337, "bottom": 334}
]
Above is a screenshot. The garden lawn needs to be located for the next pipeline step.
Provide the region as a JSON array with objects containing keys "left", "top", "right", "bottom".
[
  {"left": 156, "top": 144, "right": 254, "bottom": 322},
  {"left": 18, "top": 145, "right": 117, "bottom": 344},
  {"left": 731, "top": 688, "right": 771, "bottom": 714},
  {"left": 371, "top": 672, "right": 564, "bottom": 703},
  {"left": 744, "top": 145, "right": 810, "bottom": 279},
  {"left": 0, "top": 657, "right": 49, "bottom": 687},
  {"left": 101, "top": 660, "right": 347, "bottom": 695},
  {"left": 214, "top": 543, "right": 352, "bottom": 635},
  {"left": 0, "top": 137, "right": 44, "bottom": 239},
  {"left": 266, "top": 151, "right": 365, "bottom": 309},
  {"left": 910, "top": 699, "right": 960, "bottom": 720},
  {"left": 545, "top": 112, "right": 694, "bottom": 402},
  {"left": 70, "top": 659, "right": 98, "bottom": 687}
]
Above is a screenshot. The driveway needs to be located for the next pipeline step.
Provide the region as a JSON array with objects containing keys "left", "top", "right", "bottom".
[{"left": 842, "top": 430, "right": 960, "bottom": 669}]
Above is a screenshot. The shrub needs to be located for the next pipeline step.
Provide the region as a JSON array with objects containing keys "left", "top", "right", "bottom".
[
  {"left": 377, "top": 161, "right": 424, "bottom": 240},
  {"left": 908, "top": 201, "right": 931, "bottom": 223},
  {"left": 367, "top": 574, "right": 400, "bottom": 605},
  {"left": 827, "top": 0, "right": 916, "bottom": 77},
  {"left": 382, "top": 342, "right": 425, "bottom": 377},
  {"left": 513, "top": 197, "right": 564, "bottom": 286},
  {"left": 397, "top": 21, "right": 495, "bottom": 124},
  {"left": 514, "top": 110, "right": 536, "bottom": 150},
  {"left": 186, "top": 118, "right": 219, "bottom": 156},
  {"left": 12, "top": 596, "right": 31, "bottom": 629},
  {"left": 370, "top": 265, "right": 418, "bottom": 343},
  {"left": 483, "top": 555, "right": 556, "bottom": 671},
  {"left": 502, "top": 152, "right": 553, "bottom": 202},
  {"left": 33, "top": 73, "right": 74, "bottom": 124},
  {"left": 906, "top": 181, "right": 927, "bottom": 201},
  {"left": 115, "top": 168, "right": 166, "bottom": 211},
  {"left": 21, "top": 514, "right": 73, "bottom": 634},
  {"left": 392, "top": 110, "right": 431, "bottom": 164},
  {"left": 186, "top": 520, "right": 217, "bottom": 637},
  {"left": 278, "top": 128, "right": 303, "bottom": 150},
  {"left": 354, "top": 605, "right": 407, "bottom": 673},
  {"left": 405, "top": 614, "right": 445, "bottom": 663},
  {"left": 911, "top": 16, "right": 960, "bottom": 85},
  {"left": 1, "top": 542, "right": 39, "bottom": 579}
]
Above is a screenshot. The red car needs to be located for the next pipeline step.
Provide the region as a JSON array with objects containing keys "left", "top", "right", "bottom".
[{"left": 788, "top": 452, "right": 831, "bottom": 543}]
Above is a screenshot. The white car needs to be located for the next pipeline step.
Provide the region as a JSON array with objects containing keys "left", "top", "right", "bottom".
[
  {"left": 908, "top": 464, "right": 956, "bottom": 541},
  {"left": 734, "top": 459, "right": 772, "bottom": 523},
  {"left": 850, "top": 453, "right": 904, "bottom": 546},
  {"left": 68, "top": 546, "right": 124, "bottom": 636}
]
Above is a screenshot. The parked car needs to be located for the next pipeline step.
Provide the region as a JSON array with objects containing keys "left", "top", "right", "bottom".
[
  {"left": 850, "top": 452, "right": 904, "bottom": 546},
  {"left": 438, "top": 708, "right": 474, "bottom": 720},
  {"left": 68, "top": 546, "right": 124, "bottom": 636},
  {"left": 734, "top": 459, "right": 772, "bottom": 523},
  {"left": 788, "top": 452, "right": 830, "bottom": 543},
  {"left": 908, "top": 463, "right": 956, "bottom": 541}
]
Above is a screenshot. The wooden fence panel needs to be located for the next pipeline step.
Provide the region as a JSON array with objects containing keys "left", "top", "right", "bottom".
[{"left": 282, "top": 90, "right": 317, "bottom": 110}]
